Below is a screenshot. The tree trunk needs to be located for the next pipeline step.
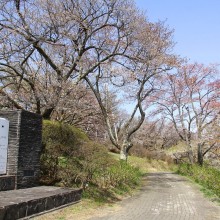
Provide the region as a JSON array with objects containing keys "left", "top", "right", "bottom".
[
  {"left": 120, "top": 147, "right": 128, "bottom": 161},
  {"left": 42, "top": 107, "right": 54, "bottom": 120},
  {"left": 197, "top": 143, "right": 203, "bottom": 166},
  {"left": 185, "top": 134, "right": 194, "bottom": 164},
  {"left": 188, "top": 150, "right": 194, "bottom": 164},
  {"left": 120, "top": 140, "right": 132, "bottom": 161}
]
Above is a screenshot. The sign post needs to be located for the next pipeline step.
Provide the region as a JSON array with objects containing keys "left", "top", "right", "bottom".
[{"left": 0, "top": 118, "right": 9, "bottom": 175}]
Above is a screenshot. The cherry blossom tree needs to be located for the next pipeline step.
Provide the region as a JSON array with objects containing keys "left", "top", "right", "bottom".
[
  {"left": 0, "top": 0, "right": 139, "bottom": 118},
  {"left": 157, "top": 63, "right": 220, "bottom": 165},
  {"left": 0, "top": 0, "right": 177, "bottom": 160},
  {"left": 85, "top": 19, "right": 176, "bottom": 160}
]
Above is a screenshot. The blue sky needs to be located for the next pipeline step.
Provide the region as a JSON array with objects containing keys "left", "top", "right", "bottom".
[{"left": 135, "top": 0, "right": 220, "bottom": 65}]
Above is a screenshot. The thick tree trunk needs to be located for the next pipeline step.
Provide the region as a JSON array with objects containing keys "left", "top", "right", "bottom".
[
  {"left": 120, "top": 147, "right": 128, "bottom": 161},
  {"left": 197, "top": 143, "right": 203, "bottom": 166},
  {"left": 42, "top": 107, "right": 54, "bottom": 120},
  {"left": 185, "top": 135, "right": 194, "bottom": 164},
  {"left": 188, "top": 150, "right": 194, "bottom": 164},
  {"left": 119, "top": 140, "right": 132, "bottom": 161}
]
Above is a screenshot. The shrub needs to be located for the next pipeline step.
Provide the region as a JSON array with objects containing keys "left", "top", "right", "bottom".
[
  {"left": 59, "top": 145, "right": 142, "bottom": 190},
  {"left": 41, "top": 120, "right": 142, "bottom": 192},
  {"left": 59, "top": 142, "right": 116, "bottom": 189},
  {"left": 41, "top": 120, "right": 89, "bottom": 184}
]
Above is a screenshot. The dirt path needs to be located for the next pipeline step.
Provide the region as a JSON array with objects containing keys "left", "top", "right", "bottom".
[{"left": 88, "top": 172, "right": 220, "bottom": 220}]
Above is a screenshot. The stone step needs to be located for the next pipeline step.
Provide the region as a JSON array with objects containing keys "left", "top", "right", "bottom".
[{"left": 0, "top": 186, "right": 82, "bottom": 220}]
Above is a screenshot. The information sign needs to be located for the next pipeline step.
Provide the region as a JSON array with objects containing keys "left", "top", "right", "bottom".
[{"left": 0, "top": 118, "right": 9, "bottom": 175}]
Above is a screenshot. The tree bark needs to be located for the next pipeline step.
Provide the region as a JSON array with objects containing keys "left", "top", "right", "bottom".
[
  {"left": 197, "top": 143, "right": 203, "bottom": 166},
  {"left": 120, "top": 147, "right": 128, "bottom": 161},
  {"left": 185, "top": 133, "right": 194, "bottom": 164},
  {"left": 120, "top": 140, "right": 132, "bottom": 161},
  {"left": 42, "top": 108, "right": 54, "bottom": 120},
  {"left": 188, "top": 150, "right": 194, "bottom": 164}
]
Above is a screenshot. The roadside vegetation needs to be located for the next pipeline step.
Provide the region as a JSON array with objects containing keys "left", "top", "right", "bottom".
[
  {"left": 177, "top": 163, "right": 220, "bottom": 201},
  {"left": 41, "top": 120, "right": 220, "bottom": 201},
  {"left": 41, "top": 120, "right": 143, "bottom": 202}
]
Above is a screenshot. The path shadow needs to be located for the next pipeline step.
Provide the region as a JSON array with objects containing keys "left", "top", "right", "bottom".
[
  {"left": 136, "top": 172, "right": 188, "bottom": 192},
  {"left": 147, "top": 172, "right": 187, "bottom": 182}
]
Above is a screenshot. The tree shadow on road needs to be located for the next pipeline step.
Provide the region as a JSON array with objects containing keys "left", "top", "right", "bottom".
[
  {"left": 137, "top": 172, "right": 188, "bottom": 192},
  {"left": 147, "top": 172, "right": 187, "bottom": 182}
]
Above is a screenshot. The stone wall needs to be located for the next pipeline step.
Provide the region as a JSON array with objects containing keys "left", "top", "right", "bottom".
[
  {"left": 0, "top": 176, "right": 15, "bottom": 191},
  {"left": 0, "top": 110, "right": 42, "bottom": 190},
  {"left": 18, "top": 110, "right": 42, "bottom": 188}
]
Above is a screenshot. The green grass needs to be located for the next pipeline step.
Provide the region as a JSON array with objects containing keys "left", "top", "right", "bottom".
[{"left": 177, "top": 163, "right": 220, "bottom": 200}]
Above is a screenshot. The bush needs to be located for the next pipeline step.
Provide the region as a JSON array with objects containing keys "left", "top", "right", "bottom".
[
  {"left": 41, "top": 120, "right": 89, "bottom": 184},
  {"left": 40, "top": 120, "right": 143, "bottom": 195},
  {"left": 59, "top": 145, "right": 142, "bottom": 190},
  {"left": 59, "top": 142, "right": 116, "bottom": 189},
  {"left": 177, "top": 163, "right": 220, "bottom": 198}
]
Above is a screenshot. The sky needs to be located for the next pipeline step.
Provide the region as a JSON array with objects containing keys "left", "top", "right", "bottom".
[{"left": 135, "top": 0, "right": 220, "bottom": 65}]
